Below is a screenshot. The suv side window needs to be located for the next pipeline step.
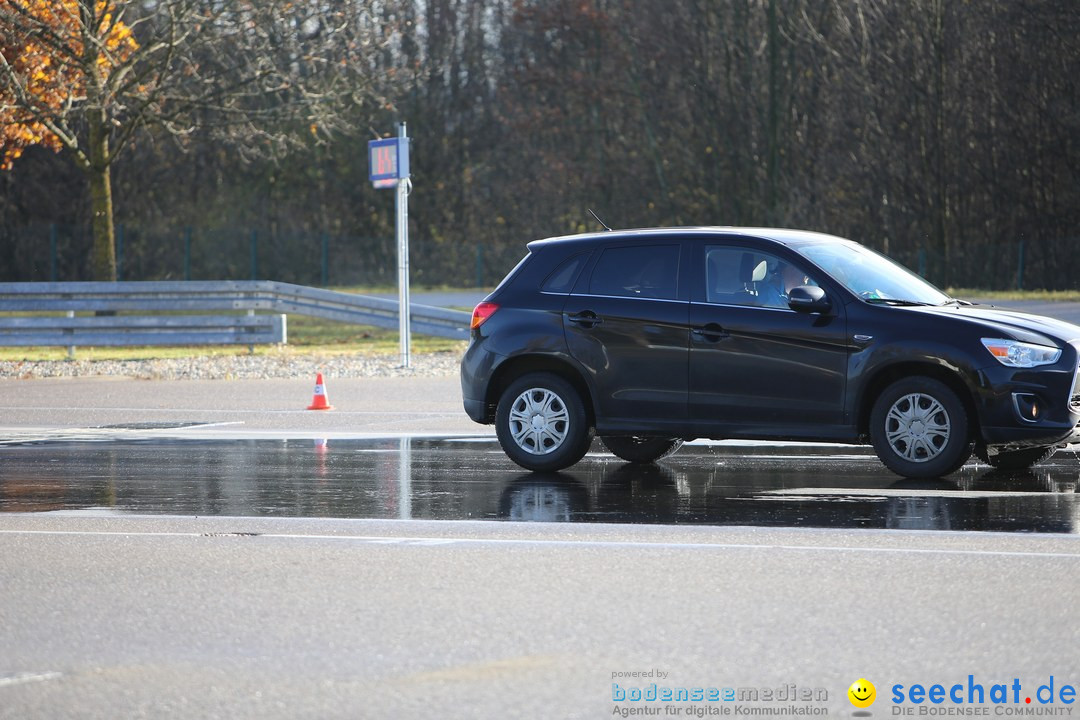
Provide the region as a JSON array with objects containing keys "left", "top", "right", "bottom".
[
  {"left": 705, "top": 245, "right": 816, "bottom": 308},
  {"left": 586, "top": 245, "right": 680, "bottom": 300},
  {"left": 541, "top": 252, "right": 590, "bottom": 294}
]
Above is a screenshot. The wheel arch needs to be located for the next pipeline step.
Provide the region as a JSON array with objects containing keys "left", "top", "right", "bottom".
[
  {"left": 857, "top": 362, "right": 981, "bottom": 441},
  {"left": 485, "top": 354, "right": 596, "bottom": 427}
]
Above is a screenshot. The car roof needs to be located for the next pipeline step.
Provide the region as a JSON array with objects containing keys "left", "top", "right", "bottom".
[{"left": 526, "top": 226, "right": 852, "bottom": 252}]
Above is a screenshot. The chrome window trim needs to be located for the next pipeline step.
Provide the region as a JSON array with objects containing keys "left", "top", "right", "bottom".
[
  {"left": 689, "top": 300, "right": 795, "bottom": 313},
  {"left": 570, "top": 293, "right": 688, "bottom": 305}
]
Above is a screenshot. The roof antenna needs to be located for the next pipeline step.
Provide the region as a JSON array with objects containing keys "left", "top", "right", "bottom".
[{"left": 588, "top": 208, "right": 612, "bottom": 232}]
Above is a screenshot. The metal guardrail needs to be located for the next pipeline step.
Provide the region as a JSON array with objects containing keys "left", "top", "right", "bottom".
[
  {"left": 0, "top": 281, "right": 473, "bottom": 347},
  {"left": 0, "top": 313, "right": 286, "bottom": 347}
]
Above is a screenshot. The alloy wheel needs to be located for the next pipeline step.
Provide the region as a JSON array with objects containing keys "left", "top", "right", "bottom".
[
  {"left": 884, "top": 392, "right": 951, "bottom": 463},
  {"left": 508, "top": 387, "right": 570, "bottom": 455}
]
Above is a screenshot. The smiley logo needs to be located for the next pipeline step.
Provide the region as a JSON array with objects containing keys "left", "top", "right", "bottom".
[{"left": 848, "top": 679, "right": 876, "bottom": 708}]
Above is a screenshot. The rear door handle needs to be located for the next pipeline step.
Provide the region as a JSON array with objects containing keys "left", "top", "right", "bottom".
[
  {"left": 567, "top": 311, "right": 603, "bottom": 328},
  {"left": 692, "top": 324, "right": 730, "bottom": 342}
]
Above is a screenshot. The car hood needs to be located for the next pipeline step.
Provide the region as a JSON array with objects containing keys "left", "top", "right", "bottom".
[{"left": 906, "top": 304, "right": 1080, "bottom": 346}]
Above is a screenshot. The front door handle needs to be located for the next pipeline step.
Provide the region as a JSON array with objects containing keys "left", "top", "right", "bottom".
[
  {"left": 692, "top": 323, "right": 730, "bottom": 342},
  {"left": 567, "top": 311, "right": 603, "bottom": 329}
]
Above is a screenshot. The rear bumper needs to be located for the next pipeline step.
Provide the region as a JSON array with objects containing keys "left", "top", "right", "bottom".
[
  {"left": 460, "top": 335, "right": 502, "bottom": 425},
  {"left": 463, "top": 396, "right": 488, "bottom": 424}
]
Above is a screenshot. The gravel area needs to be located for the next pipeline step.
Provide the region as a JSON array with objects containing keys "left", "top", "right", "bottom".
[{"left": 0, "top": 349, "right": 464, "bottom": 380}]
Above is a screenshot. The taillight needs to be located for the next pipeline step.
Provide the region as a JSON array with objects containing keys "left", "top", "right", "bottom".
[{"left": 471, "top": 302, "right": 499, "bottom": 329}]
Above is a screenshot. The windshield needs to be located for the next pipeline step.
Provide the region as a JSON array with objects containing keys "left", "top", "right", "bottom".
[{"left": 797, "top": 241, "right": 951, "bottom": 305}]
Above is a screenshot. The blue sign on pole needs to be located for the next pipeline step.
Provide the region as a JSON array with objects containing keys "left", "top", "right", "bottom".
[
  {"left": 368, "top": 137, "right": 410, "bottom": 188},
  {"left": 370, "top": 123, "right": 414, "bottom": 367}
]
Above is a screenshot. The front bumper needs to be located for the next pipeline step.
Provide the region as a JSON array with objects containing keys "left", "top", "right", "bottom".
[
  {"left": 977, "top": 355, "right": 1080, "bottom": 449},
  {"left": 980, "top": 422, "right": 1080, "bottom": 449}
]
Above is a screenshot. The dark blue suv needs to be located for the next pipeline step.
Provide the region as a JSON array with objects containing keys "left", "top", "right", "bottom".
[{"left": 461, "top": 227, "right": 1080, "bottom": 478}]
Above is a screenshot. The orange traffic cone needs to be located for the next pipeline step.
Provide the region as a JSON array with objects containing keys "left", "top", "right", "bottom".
[{"left": 307, "top": 372, "right": 334, "bottom": 410}]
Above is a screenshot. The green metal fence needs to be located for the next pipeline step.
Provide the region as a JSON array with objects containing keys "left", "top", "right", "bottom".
[
  {"left": 861, "top": 237, "right": 1078, "bottom": 291},
  {"left": 4, "top": 224, "right": 1076, "bottom": 290},
  {"left": 2, "top": 224, "right": 527, "bottom": 289}
]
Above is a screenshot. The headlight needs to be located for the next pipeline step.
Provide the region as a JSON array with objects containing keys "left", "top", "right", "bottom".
[{"left": 981, "top": 338, "right": 1062, "bottom": 368}]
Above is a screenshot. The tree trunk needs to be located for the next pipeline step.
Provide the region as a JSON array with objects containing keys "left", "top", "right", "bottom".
[
  {"left": 87, "top": 109, "right": 116, "bottom": 282},
  {"left": 931, "top": 0, "right": 949, "bottom": 287},
  {"left": 765, "top": 0, "right": 780, "bottom": 225}
]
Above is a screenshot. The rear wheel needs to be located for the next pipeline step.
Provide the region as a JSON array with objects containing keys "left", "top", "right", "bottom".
[
  {"left": 495, "top": 373, "right": 593, "bottom": 472},
  {"left": 870, "top": 376, "right": 972, "bottom": 478},
  {"left": 975, "top": 445, "right": 1057, "bottom": 471},
  {"left": 601, "top": 436, "right": 683, "bottom": 464}
]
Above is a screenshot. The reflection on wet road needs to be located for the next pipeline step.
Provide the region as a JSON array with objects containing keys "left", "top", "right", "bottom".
[{"left": 2, "top": 437, "right": 1079, "bottom": 533}]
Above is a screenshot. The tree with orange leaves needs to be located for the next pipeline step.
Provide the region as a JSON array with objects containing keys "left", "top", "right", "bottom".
[
  {"left": 1, "top": 1, "right": 394, "bottom": 281},
  {"left": 1, "top": 1, "right": 137, "bottom": 279}
]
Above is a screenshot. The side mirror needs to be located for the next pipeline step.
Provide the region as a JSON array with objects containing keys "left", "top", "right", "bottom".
[{"left": 788, "top": 285, "right": 830, "bottom": 314}]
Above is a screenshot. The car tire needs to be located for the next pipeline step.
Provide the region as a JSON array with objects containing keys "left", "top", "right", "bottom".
[
  {"left": 975, "top": 444, "right": 1057, "bottom": 471},
  {"left": 601, "top": 436, "right": 683, "bottom": 464},
  {"left": 870, "top": 377, "right": 972, "bottom": 478},
  {"left": 495, "top": 372, "right": 593, "bottom": 472}
]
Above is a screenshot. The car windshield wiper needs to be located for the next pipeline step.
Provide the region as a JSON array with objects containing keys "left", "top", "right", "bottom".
[
  {"left": 940, "top": 298, "right": 974, "bottom": 306},
  {"left": 863, "top": 298, "right": 936, "bottom": 306}
]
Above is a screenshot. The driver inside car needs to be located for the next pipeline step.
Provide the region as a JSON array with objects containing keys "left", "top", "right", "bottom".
[{"left": 756, "top": 261, "right": 809, "bottom": 308}]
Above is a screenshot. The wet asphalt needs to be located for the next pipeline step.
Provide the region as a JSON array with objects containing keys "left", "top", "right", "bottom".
[
  {"left": 3, "top": 436, "right": 1080, "bottom": 718},
  {"left": 2, "top": 435, "right": 1079, "bottom": 534}
]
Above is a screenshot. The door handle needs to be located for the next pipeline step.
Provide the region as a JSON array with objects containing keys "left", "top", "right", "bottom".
[
  {"left": 567, "top": 311, "right": 603, "bottom": 328},
  {"left": 692, "top": 324, "right": 729, "bottom": 342}
]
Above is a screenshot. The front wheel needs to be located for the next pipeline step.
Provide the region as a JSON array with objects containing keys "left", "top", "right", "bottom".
[
  {"left": 601, "top": 436, "right": 683, "bottom": 464},
  {"left": 870, "top": 377, "right": 972, "bottom": 478},
  {"left": 495, "top": 372, "right": 593, "bottom": 472}
]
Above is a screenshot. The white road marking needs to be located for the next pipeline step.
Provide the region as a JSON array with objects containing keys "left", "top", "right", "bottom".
[
  {"left": 0, "top": 427, "right": 491, "bottom": 442},
  {"left": 762, "top": 487, "right": 1069, "bottom": 498},
  {"left": 0, "top": 406, "right": 460, "bottom": 416},
  {"left": 1, "top": 528, "right": 1080, "bottom": 559},
  {"left": 0, "top": 672, "right": 62, "bottom": 689}
]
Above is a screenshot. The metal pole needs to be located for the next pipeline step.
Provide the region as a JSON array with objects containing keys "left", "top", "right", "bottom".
[
  {"left": 397, "top": 122, "right": 411, "bottom": 368},
  {"left": 66, "top": 310, "right": 75, "bottom": 359},
  {"left": 247, "top": 308, "right": 255, "bottom": 355}
]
